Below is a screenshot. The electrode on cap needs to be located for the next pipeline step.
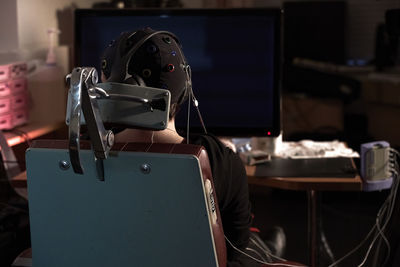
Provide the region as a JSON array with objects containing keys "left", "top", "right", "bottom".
[
  {"left": 142, "top": 69, "right": 152, "bottom": 78},
  {"left": 162, "top": 36, "right": 172, "bottom": 44},
  {"left": 166, "top": 64, "right": 175, "bottom": 72},
  {"left": 101, "top": 60, "right": 107, "bottom": 69},
  {"left": 146, "top": 44, "right": 158, "bottom": 54}
]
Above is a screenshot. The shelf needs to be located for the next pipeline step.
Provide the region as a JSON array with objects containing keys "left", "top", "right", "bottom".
[
  {"left": 3, "top": 121, "right": 65, "bottom": 147},
  {"left": 7, "top": 121, "right": 65, "bottom": 188}
]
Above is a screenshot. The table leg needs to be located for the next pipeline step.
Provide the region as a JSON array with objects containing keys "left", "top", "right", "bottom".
[{"left": 307, "top": 189, "right": 317, "bottom": 267}]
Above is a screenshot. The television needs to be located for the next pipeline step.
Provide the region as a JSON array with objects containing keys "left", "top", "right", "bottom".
[{"left": 75, "top": 8, "right": 282, "bottom": 137}]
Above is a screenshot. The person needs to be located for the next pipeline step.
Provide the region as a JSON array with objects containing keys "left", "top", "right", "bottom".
[{"left": 100, "top": 27, "right": 285, "bottom": 266}]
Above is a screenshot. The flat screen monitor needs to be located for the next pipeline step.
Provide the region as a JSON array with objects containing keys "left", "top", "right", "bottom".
[{"left": 75, "top": 8, "right": 282, "bottom": 137}]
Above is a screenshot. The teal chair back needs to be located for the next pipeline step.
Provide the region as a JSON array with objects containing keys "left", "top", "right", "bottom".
[{"left": 26, "top": 140, "right": 227, "bottom": 267}]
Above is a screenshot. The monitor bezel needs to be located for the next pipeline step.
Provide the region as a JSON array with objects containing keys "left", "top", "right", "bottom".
[{"left": 74, "top": 8, "right": 282, "bottom": 137}]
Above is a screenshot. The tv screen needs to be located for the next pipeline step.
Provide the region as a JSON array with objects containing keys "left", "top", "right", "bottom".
[{"left": 75, "top": 8, "right": 282, "bottom": 137}]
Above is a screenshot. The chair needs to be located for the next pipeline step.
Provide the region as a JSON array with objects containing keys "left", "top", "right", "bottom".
[
  {"left": 26, "top": 140, "right": 226, "bottom": 267},
  {"left": 25, "top": 67, "right": 226, "bottom": 267},
  {"left": 25, "top": 67, "right": 305, "bottom": 267}
]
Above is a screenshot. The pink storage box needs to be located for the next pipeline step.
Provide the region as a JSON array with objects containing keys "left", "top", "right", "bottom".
[
  {"left": 0, "top": 98, "right": 11, "bottom": 114},
  {"left": 11, "top": 92, "right": 28, "bottom": 110},
  {"left": 0, "top": 62, "right": 27, "bottom": 82},
  {"left": 12, "top": 109, "right": 28, "bottom": 127},
  {"left": 10, "top": 78, "right": 27, "bottom": 94},
  {"left": 0, "top": 114, "right": 13, "bottom": 130},
  {"left": 0, "top": 82, "right": 11, "bottom": 98}
]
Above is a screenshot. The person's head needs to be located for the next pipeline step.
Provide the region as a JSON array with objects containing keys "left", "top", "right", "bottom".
[{"left": 101, "top": 27, "right": 191, "bottom": 120}]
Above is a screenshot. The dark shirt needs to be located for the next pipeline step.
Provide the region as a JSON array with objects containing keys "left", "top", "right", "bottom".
[{"left": 190, "top": 134, "right": 253, "bottom": 266}]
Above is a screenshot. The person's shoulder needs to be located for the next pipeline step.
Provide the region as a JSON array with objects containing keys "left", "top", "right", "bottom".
[
  {"left": 190, "top": 133, "right": 228, "bottom": 153},
  {"left": 189, "top": 133, "right": 241, "bottom": 165}
]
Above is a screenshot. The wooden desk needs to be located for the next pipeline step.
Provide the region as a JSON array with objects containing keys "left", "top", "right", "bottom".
[
  {"left": 246, "top": 163, "right": 363, "bottom": 267},
  {"left": 6, "top": 122, "right": 65, "bottom": 188},
  {"left": 4, "top": 122, "right": 65, "bottom": 147},
  {"left": 246, "top": 165, "right": 362, "bottom": 191}
]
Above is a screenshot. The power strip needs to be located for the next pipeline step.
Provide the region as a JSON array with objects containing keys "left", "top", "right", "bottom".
[
  {"left": 360, "top": 141, "right": 394, "bottom": 191},
  {"left": 361, "top": 141, "right": 392, "bottom": 181}
]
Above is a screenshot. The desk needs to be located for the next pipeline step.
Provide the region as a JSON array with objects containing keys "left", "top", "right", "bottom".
[
  {"left": 246, "top": 164, "right": 362, "bottom": 267},
  {"left": 6, "top": 122, "right": 65, "bottom": 188},
  {"left": 4, "top": 122, "right": 65, "bottom": 147}
]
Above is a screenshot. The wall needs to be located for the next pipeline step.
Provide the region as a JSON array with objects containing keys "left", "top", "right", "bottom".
[
  {"left": 13, "top": 0, "right": 205, "bottom": 69},
  {"left": 16, "top": 0, "right": 99, "bottom": 52},
  {"left": 16, "top": 0, "right": 205, "bottom": 52},
  {"left": 0, "top": 0, "right": 18, "bottom": 53},
  {"left": 2, "top": 0, "right": 397, "bottom": 69},
  {"left": 182, "top": 0, "right": 203, "bottom": 7},
  {"left": 205, "top": 0, "right": 400, "bottom": 62}
]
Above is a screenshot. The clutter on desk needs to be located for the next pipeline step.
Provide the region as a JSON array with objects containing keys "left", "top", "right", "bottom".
[
  {"left": 275, "top": 140, "right": 360, "bottom": 159},
  {"left": 239, "top": 150, "right": 272, "bottom": 166},
  {"left": 233, "top": 138, "right": 272, "bottom": 165},
  {"left": 233, "top": 138, "right": 359, "bottom": 165},
  {"left": 0, "top": 61, "right": 29, "bottom": 130}
]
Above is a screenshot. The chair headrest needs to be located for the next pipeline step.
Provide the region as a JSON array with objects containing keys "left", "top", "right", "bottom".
[
  {"left": 96, "top": 82, "right": 171, "bottom": 130},
  {"left": 66, "top": 81, "right": 171, "bottom": 131}
]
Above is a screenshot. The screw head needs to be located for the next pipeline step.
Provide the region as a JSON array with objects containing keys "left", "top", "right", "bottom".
[
  {"left": 140, "top": 164, "right": 151, "bottom": 174},
  {"left": 65, "top": 73, "right": 71, "bottom": 83},
  {"left": 59, "top": 160, "right": 70, "bottom": 170},
  {"left": 106, "top": 131, "right": 114, "bottom": 147},
  {"left": 91, "top": 69, "right": 98, "bottom": 84}
]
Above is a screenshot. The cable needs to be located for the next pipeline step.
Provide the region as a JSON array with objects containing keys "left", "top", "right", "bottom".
[
  {"left": 379, "top": 150, "right": 400, "bottom": 266},
  {"left": 327, "top": 221, "right": 377, "bottom": 267},
  {"left": 359, "top": 173, "right": 398, "bottom": 266},
  {"left": 193, "top": 95, "right": 207, "bottom": 134},
  {"left": 357, "top": 174, "right": 398, "bottom": 267},
  {"left": 245, "top": 247, "right": 268, "bottom": 262},
  {"left": 249, "top": 236, "right": 284, "bottom": 262},
  {"left": 375, "top": 206, "right": 391, "bottom": 265},
  {"left": 327, "top": 147, "right": 400, "bottom": 267},
  {"left": 185, "top": 84, "right": 191, "bottom": 144},
  {"left": 224, "top": 235, "right": 307, "bottom": 267},
  {"left": 327, "top": 177, "right": 398, "bottom": 267},
  {"left": 320, "top": 227, "right": 336, "bottom": 265},
  {"left": 390, "top": 148, "right": 400, "bottom": 158},
  {"left": 357, "top": 177, "right": 397, "bottom": 267}
]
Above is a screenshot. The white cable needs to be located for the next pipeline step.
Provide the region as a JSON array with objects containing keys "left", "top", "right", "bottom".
[
  {"left": 224, "top": 235, "right": 307, "bottom": 267},
  {"left": 358, "top": 178, "right": 397, "bottom": 266},
  {"left": 327, "top": 222, "right": 377, "bottom": 267},
  {"left": 357, "top": 209, "right": 391, "bottom": 267},
  {"left": 328, "top": 202, "right": 391, "bottom": 267},
  {"left": 390, "top": 148, "right": 400, "bottom": 157},
  {"left": 328, "top": 148, "right": 399, "bottom": 267},
  {"left": 327, "top": 183, "right": 394, "bottom": 266},
  {"left": 245, "top": 247, "right": 268, "bottom": 262},
  {"left": 357, "top": 169, "right": 399, "bottom": 267},
  {"left": 185, "top": 86, "right": 191, "bottom": 144},
  {"left": 249, "top": 236, "right": 287, "bottom": 262},
  {"left": 375, "top": 207, "right": 391, "bottom": 255}
]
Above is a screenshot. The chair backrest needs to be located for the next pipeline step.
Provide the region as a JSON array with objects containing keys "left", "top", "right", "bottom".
[{"left": 26, "top": 140, "right": 226, "bottom": 267}]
